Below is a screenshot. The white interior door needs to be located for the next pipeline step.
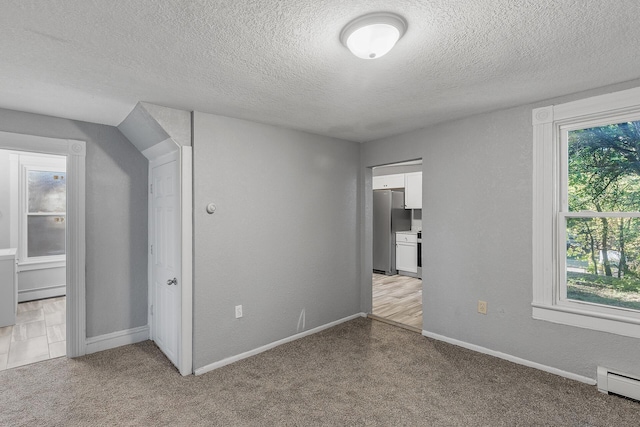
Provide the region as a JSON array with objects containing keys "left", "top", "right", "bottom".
[{"left": 151, "top": 154, "right": 180, "bottom": 366}]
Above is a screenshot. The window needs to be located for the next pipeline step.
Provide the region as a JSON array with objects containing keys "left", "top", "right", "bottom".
[
  {"left": 26, "top": 169, "right": 66, "bottom": 258},
  {"left": 533, "top": 86, "right": 640, "bottom": 338},
  {"left": 564, "top": 122, "right": 640, "bottom": 312},
  {"left": 11, "top": 153, "right": 67, "bottom": 264}
]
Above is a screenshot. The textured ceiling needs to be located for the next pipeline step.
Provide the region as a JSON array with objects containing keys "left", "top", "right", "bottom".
[{"left": 1, "top": 0, "right": 640, "bottom": 142}]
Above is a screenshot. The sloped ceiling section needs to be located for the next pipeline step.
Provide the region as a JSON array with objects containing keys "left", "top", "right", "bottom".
[{"left": 118, "top": 102, "right": 191, "bottom": 160}]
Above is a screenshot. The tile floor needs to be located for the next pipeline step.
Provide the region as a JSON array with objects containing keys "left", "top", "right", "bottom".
[
  {"left": 372, "top": 273, "right": 422, "bottom": 329},
  {"left": 0, "top": 296, "right": 66, "bottom": 371}
]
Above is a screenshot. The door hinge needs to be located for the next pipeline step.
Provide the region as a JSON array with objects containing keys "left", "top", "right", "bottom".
[
  {"left": 150, "top": 244, "right": 153, "bottom": 255},
  {"left": 150, "top": 304, "right": 154, "bottom": 315},
  {"left": 150, "top": 184, "right": 153, "bottom": 194}
]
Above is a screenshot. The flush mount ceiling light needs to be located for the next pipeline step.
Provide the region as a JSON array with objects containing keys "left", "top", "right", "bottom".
[{"left": 340, "top": 12, "right": 407, "bottom": 60}]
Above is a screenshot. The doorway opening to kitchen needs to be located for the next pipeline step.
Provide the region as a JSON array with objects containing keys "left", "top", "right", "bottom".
[{"left": 370, "top": 159, "right": 423, "bottom": 332}]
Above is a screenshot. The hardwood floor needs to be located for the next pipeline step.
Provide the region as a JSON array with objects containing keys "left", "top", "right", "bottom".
[{"left": 372, "top": 273, "right": 422, "bottom": 330}]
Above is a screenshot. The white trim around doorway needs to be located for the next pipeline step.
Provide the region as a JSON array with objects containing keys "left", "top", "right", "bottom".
[
  {"left": 179, "top": 146, "right": 193, "bottom": 376},
  {"left": 0, "top": 130, "right": 86, "bottom": 358}
]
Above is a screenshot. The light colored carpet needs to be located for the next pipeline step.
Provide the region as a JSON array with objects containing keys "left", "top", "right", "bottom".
[{"left": 0, "top": 317, "right": 638, "bottom": 426}]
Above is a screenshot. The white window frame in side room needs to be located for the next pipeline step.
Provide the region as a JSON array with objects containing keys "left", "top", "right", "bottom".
[
  {"left": 532, "top": 86, "right": 640, "bottom": 338},
  {"left": 11, "top": 153, "right": 67, "bottom": 269}
]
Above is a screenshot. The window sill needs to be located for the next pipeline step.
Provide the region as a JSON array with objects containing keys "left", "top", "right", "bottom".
[{"left": 532, "top": 303, "right": 640, "bottom": 339}]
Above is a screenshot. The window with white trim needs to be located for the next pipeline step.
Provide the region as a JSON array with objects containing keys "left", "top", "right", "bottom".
[
  {"left": 533, "top": 86, "right": 640, "bottom": 338},
  {"left": 11, "top": 153, "right": 67, "bottom": 264}
]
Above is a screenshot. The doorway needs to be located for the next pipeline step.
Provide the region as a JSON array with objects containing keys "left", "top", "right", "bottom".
[
  {"left": 0, "top": 150, "right": 67, "bottom": 369},
  {"left": 370, "top": 159, "right": 423, "bottom": 332},
  {"left": 0, "top": 132, "right": 86, "bottom": 368}
]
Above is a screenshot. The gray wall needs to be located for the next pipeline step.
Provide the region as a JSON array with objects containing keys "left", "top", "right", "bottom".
[
  {"left": 0, "top": 108, "right": 148, "bottom": 338},
  {"left": 361, "top": 79, "right": 640, "bottom": 381},
  {"left": 192, "top": 112, "right": 361, "bottom": 369}
]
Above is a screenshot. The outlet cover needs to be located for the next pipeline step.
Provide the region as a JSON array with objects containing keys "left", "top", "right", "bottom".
[
  {"left": 478, "top": 300, "right": 488, "bottom": 315},
  {"left": 235, "top": 305, "right": 243, "bottom": 318}
]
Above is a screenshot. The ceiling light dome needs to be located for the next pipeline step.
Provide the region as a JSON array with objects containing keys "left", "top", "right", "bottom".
[{"left": 340, "top": 12, "right": 407, "bottom": 60}]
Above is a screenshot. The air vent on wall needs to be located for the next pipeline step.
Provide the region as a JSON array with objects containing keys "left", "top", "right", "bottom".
[{"left": 597, "top": 367, "right": 640, "bottom": 401}]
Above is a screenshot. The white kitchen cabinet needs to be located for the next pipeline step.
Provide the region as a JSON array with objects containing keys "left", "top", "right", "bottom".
[
  {"left": 373, "top": 173, "right": 405, "bottom": 190},
  {"left": 404, "top": 172, "right": 422, "bottom": 209},
  {"left": 396, "top": 232, "right": 418, "bottom": 273}
]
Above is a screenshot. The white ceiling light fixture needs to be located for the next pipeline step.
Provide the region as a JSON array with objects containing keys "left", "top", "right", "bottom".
[{"left": 340, "top": 12, "right": 407, "bottom": 60}]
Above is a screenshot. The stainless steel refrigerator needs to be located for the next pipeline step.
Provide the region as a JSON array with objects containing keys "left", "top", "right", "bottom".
[{"left": 373, "top": 190, "right": 411, "bottom": 275}]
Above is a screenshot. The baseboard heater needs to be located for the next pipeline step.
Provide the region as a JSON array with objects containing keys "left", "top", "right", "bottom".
[{"left": 597, "top": 367, "right": 640, "bottom": 401}]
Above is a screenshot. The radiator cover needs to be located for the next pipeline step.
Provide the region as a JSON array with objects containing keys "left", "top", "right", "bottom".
[{"left": 597, "top": 367, "right": 640, "bottom": 401}]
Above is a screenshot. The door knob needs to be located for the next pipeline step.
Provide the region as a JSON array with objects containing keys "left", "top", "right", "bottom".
[{"left": 167, "top": 277, "right": 177, "bottom": 286}]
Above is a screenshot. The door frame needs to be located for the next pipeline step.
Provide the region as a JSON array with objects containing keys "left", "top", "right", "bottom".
[
  {"left": 147, "top": 145, "right": 192, "bottom": 376},
  {"left": 366, "top": 159, "right": 424, "bottom": 329},
  {"left": 0, "top": 131, "right": 86, "bottom": 357}
]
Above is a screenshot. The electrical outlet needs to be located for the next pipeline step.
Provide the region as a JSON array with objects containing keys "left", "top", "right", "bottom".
[
  {"left": 477, "top": 300, "right": 487, "bottom": 315},
  {"left": 235, "top": 305, "right": 243, "bottom": 318}
]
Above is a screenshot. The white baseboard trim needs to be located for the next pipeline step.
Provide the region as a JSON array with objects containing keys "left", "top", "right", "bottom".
[
  {"left": 85, "top": 325, "right": 150, "bottom": 355},
  {"left": 422, "top": 329, "right": 596, "bottom": 386},
  {"left": 195, "top": 312, "right": 367, "bottom": 376},
  {"left": 18, "top": 284, "right": 65, "bottom": 302}
]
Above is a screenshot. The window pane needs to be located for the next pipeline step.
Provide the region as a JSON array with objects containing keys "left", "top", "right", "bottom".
[
  {"left": 28, "top": 170, "right": 66, "bottom": 213},
  {"left": 27, "top": 215, "right": 65, "bottom": 257},
  {"left": 566, "top": 217, "right": 640, "bottom": 311},
  {"left": 568, "top": 121, "right": 640, "bottom": 212}
]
